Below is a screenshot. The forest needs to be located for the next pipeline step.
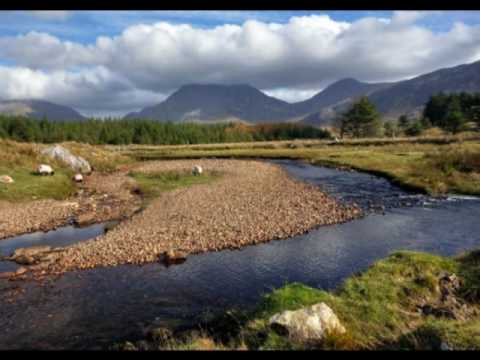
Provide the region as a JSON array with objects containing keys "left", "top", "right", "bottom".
[{"left": 0, "top": 117, "right": 331, "bottom": 145}]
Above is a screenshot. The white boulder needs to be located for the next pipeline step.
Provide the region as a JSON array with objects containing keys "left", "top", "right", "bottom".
[
  {"left": 269, "top": 303, "right": 346, "bottom": 342},
  {"left": 192, "top": 165, "right": 203, "bottom": 176},
  {"left": 37, "top": 164, "right": 54, "bottom": 176},
  {"left": 73, "top": 173, "right": 84, "bottom": 183},
  {"left": 0, "top": 175, "right": 14, "bottom": 184},
  {"left": 41, "top": 145, "right": 92, "bottom": 174}
]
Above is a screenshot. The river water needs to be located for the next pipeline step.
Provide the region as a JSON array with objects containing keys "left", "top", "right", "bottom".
[{"left": 0, "top": 160, "right": 479, "bottom": 349}]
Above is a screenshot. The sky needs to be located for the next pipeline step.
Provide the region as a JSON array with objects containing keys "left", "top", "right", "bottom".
[{"left": 0, "top": 10, "right": 479, "bottom": 117}]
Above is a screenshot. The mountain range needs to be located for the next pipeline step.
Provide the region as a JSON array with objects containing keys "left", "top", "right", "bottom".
[{"left": 2, "top": 60, "right": 480, "bottom": 126}]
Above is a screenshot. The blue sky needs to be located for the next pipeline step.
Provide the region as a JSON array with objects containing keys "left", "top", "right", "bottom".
[
  {"left": 1, "top": 11, "right": 479, "bottom": 43},
  {"left": 0, "top": 10, "right": 479, "bottom": 116}
]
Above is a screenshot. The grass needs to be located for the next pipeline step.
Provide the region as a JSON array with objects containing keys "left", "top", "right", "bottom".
[
  {"left": 0, "top": 140, "right": 77, "bottom": 201},
  {"left": 129, "top": 170, "right": 221, "bottom": 202},
  {"left": 0, "top": 139, "right": 133, "bottom": 202},
  {"left": 155, "top": 249, "right": 480, "bottom": 350},
  {"left": 117, "top": 136, "right": 480, "bottom": 196},
  {"left": 0, "top": 167, "right": 75, "bottom": 201}
]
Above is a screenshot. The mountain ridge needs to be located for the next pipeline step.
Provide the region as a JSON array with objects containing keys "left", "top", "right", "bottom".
[{"left": 0, "top": 99, "right": 85, "bottom": 121}]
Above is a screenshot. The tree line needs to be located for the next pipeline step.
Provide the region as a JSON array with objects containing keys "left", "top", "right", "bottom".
[
  {"left": 337, "top": 92, "right": 480, "bottom": 138},
  {"left": 0, "top": 116, "right": 331, "bottom": 145}
]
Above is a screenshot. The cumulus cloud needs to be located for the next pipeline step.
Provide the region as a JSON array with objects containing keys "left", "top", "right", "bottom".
[
  {"left": 0, "top": 13, "right": 479, "bottom": 114},
  {"left": 0, "top": 65, "right": 163, "bottom": 116}
]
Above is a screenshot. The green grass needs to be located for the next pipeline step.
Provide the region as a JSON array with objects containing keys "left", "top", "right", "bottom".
[
  {"left": 168, "top": 249, "right": 480, "bottom": 350},
  {"left": 0, "top": 139, "right": 134, "bottom": 201},
  {"left": 129, "top": 170, "right": 221, "bottom": 201},
  {"left": 0, "top": 167, "right": 75, "bottom": 201},
  {"left": 0, "top": 140, "right": 78, "bottom": 201},
  {"left": 119, "top": 139, "right": 480, "bottom": 196}
]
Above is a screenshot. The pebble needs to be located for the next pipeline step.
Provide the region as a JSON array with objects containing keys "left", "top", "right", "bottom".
[{"left": 48, "top": 159, "right": 361, "bottom": 274}]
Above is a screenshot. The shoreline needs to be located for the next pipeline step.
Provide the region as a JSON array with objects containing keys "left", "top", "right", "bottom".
[{"left": 26, "top": 159, "right": 361, "bottom": 275}]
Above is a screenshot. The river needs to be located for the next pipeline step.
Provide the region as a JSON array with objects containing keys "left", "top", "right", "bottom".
[{"left": 0, "top": 159, "right": 479, "bottom": 349}]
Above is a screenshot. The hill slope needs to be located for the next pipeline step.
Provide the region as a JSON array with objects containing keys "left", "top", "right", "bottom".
[
  {"left": 125, "top": 84, "right": 299, "bottom": 123},
  {"left": 303, "top": 60, "right": 480, "bottom": 126},
  {"left": 127, "top": 60, "right": 480, "bottom": 126},
  {"left": 0, "top": 99, "right": 85, "bottom": 121}
]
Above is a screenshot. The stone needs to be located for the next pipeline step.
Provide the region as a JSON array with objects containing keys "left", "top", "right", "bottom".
[
  {"left": 15, "top": 267, "right": 28, "bottom": 276},
  {"left": 13, "top": 255, "right": 36, "bottom": 265},
  {"left": 73, "top": 173, "right": 84, "bottom": 182},
  {"left": 13, "top": 245, "right": 52, "bottom": 259},
  {"left": 440, "top": 341, "right": 452, "bottom": 351},
  {"left": 192, "top": 165, "right": 203, "bottom": 176},
  {"left": 0, "top": 175, "right": 14, "bottom": 184},
  {"left": 41, "top": 145, "right": 92, "bottom": 174},
  {"left": 37, "top": 164, "right": 54, "bottom": 175},
  {"left": 162, "top": 250, "right": 188, "bottom": 265},
  {"left": 269, "top": 303, "right": 346, "bottom": 343},
  {"left": 0, "top": 271, "right": 16, "bottom": 279}
]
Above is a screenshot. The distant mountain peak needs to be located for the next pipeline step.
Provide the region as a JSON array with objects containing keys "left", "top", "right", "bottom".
[{"left": 0, "top": 99, "right": 85, "bottom": 121}]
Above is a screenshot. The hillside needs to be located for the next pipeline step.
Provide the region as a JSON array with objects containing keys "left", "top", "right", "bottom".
[
  {"left": 0, "top": 99, "right": 85, "bottom": 121},
  {"left": 303, "top": 60, "right": 480, "bottom": 126},
  {"left": 124, "top": 84, "right": 299, "bottom": 123}
]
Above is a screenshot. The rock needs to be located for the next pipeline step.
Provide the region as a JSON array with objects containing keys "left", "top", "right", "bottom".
[
  {"left": 192, "top": 165, "right": 203, "bottom": 176},
  {"left": 162, "top": 250, "right": 188, "bottom": 265},
  {"left": 440, "top": 341, "right": 452, "bottom": 351},
  {"left": 0, "top": 271, "right": 16, "bottom": 279},
  {"left": 37, "top": 164, "right": 54, "bottom": 175},
  {"left": 13, "top": 255, "right": 37, "bottom": 265},
  {"left": 269, "top": 303, "right": 346, "bottom": 343},
  {"left": 41, "top": 145, "right": 92, "bottom": 174},
  {"left": 120, "top": 341, "right": 138, "bottom": 351},
  {"left": 73, "top": 173, "right": 84, "bottom": 182},
  {"left": 0, "top": 175, "right": 14, "bottom": 184},
  {"left": 13, "top": 246, "right": 52, "bottom": 259},
  {"left": 15, "top": 267, "right": 28, "bottom": 276}
]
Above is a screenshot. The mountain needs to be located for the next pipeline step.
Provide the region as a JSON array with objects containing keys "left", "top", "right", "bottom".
[
  {"left": 129, "top": 60, "right": 480, "bottom": 126},
  {"left": 0, "top": 99, "right": 85, "bottom": 121},
  {"left": 302, "top": 60, "right": 480, "bottom": 126},
  {"left": 368, "top": 60, "right": 480, "bottom": 119},
  {"left": 292, "top": 78, "right": 391, "bottom": 115},
  {"left": 125, "top": 84, "right": 300, "bottom": 123}
]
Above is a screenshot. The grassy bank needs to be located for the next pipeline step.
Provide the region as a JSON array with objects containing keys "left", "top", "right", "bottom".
[
  {"left": 121, "top": 249, "right": 480, "bottom": 350},
  {"left": 0, "top": 140, "right": 131, "bottom": 201},
  {"left": 129, "top": 170, "right": 221, "bottom": 202},
  {"left": 118, "top": 136, "right": 480, "bottom": 196}
]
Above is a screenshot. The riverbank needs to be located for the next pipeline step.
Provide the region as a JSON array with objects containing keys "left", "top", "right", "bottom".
[
  {"left": 0, "top": 170, "right": 142, "bottom": 240},
  {"left": 119, "top": 136, "right": 480, "bottom": 196},
  {"left": 115, "top": 248, "right": 480, "bottom": 350},
  {"left": 45, "top": 159, "right": 360, "bottom": 274}
]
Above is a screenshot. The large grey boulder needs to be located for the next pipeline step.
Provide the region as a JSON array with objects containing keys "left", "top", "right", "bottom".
[
  {"left": 269, "top": 303, "right": 346, "bottom": 343},
  {"left": 41, "top": 145, "right": 92, "bottom": 174}
]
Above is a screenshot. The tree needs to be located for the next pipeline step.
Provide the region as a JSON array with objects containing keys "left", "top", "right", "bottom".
[
  {"left": 405, "top": 120, "right": 424, "bottom": 136},
  {"left": 398, "top": 115, "right": 410, "bottom": 131},
  {"left": 340, "top": 97, "right": 383, "bottom": 138},
  {"left": 384, "top": 121, "right": 399, "bottom": 138},
  {"left": 444, "top": 98, "right": 466, "bottom": 134}
]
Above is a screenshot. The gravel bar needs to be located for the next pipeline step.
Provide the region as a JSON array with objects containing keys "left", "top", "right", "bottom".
[{"left": 49, "top": 159, "right": 362, "bottom": 273}]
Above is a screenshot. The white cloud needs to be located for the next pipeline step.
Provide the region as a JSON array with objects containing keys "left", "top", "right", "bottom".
[{"left": 0, "top": 13, "right": 479, "bottom": 115}]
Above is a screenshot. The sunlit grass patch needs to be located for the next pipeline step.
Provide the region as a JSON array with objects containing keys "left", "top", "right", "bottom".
[{"left": 129, "top": 169, "right": 221, "bottom": 200}]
